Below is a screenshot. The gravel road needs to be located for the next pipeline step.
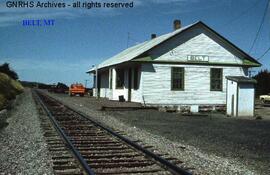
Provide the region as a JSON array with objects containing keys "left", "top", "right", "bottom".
[
  {"left": 46, "top": 92, "right": 270, "bottom": 175},
  {"left": 110, "top": 110, "right": 270, "bottom": 175},
  {"left": 0, "top": 89, "right": 53, "bottom": 174}
]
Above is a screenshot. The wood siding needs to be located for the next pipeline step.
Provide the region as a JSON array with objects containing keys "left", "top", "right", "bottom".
[
  {"left": 226, "top": 79, "right": 238, "bottom": 116},
  {"left": 238, "top": 83, "right": 255, "bottom": 116},
  {"left": 96, "top": 25, "right": 252, "bottom": 107},
  {"left": 141, "top": 63, "right": 245, "bottom": 105},
  {"left": 148, "top": 27, "right": 243, "bottom": 64}
]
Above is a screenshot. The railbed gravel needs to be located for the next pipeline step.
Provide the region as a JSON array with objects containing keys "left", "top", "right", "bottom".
[
  {"left": 0, "top": 89, "right": 54, "bottom": 175},
  {"left": 46, "top": 92, "right": 267, "bottom": 175}
]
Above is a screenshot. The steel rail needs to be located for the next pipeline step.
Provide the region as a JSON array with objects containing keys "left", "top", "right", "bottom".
[
  {"left": 37, "top": 90, "right": 192, "bottom": 175},
  {"left": 33, "top": 90, "right": 95, "bottom": 175}
]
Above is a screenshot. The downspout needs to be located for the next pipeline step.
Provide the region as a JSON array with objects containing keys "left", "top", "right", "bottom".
[
  {"left": 95, "top": 65, "right": 98, "bottom": 99},
  {"left": 236, "top": 83, "right": 239, "bottom": 117}
]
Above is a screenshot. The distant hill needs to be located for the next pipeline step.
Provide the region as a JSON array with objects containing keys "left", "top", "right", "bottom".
[{"left": 20, "top": 81, "right": 52, "bottom": 89}]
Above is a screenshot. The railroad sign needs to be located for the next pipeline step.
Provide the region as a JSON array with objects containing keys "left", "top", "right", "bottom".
[{"left": 187, "top": 55, "right": 209, "bottom": 62}]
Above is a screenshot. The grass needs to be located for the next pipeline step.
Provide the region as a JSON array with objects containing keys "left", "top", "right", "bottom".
[{"left": 0, "top": 73, "right": 24, "bottom": 110}]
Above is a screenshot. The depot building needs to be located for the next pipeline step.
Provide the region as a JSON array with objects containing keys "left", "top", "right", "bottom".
[{"left": 87, "top": 20, "right": 261, "bottom": 116}]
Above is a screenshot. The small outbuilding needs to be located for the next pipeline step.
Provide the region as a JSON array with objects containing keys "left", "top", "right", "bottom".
[{"left": 226, "top": 76, "right": 257, "bottom": 117}]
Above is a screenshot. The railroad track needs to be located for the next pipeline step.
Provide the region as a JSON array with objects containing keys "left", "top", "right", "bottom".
[{"left": 33, "top": 90, "right": 192, "bottom": 175}]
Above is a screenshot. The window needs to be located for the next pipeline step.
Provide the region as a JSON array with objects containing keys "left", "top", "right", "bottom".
[
  {"left": 116, "top": 69, "right": 124, "bottom": 89},
  {"left": 210, "top": 68, "right": 223, "bottom": 91},
  {"left": 171, "top": 67, "right": 184, "bottom": 90},
  {"left": 109, "top": 69, "right": 112, "bottom": 89},
  {"left": 133, "top": 67, "right": 139, "bottom": 90}
]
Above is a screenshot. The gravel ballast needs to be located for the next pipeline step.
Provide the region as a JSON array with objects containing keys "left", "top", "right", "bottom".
[
  {"left": 46, "top": 92, "right": 270, "bottom": 175},
  {"left": 0, "top": 89, "right": 53, "bottom": 174}
]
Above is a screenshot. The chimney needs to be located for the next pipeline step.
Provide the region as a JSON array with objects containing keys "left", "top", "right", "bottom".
[
  {"left": 173, "top": 19, "right": 181, "bottom": 30},
  {"left": 151, "top": 34, "right": 157, "bottom": 39}
]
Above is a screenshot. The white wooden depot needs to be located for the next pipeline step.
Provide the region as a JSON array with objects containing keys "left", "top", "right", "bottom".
[{"left": 87, "top": 21, "right": 260, "bottom": 116}]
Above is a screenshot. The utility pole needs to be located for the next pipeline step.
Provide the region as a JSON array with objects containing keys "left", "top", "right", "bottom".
[
  {"left": 85, "top": 79, "right": 89, "bottom": 88},
  {"left": 91, "top": 64, "right": 98, "bottom": 98}
]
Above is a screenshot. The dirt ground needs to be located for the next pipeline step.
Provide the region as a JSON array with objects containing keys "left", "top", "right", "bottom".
[
  {"left": 110, "top": 110, "right": 270, "bottom": 173},
  {"left": 47, "top": 92, "right": 270, "bottom": 174},
  {"left": 255, "top": 100, "right": 270, "bottom": 120}
]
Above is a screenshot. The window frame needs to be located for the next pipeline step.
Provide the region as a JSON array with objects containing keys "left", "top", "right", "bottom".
[
  {"left": 115, "top": 69, "right": 124, "bottom": 89},
  {"left": 171, "top": 67, "right": 185, "bottom": 91},
  {"left": 210, "top": 68, "right": 223, "bottom": 91}
]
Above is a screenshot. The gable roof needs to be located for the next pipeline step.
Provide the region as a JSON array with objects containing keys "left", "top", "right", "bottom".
[{"left": 87, "top": 21, "right": 261, "bottom": 73}]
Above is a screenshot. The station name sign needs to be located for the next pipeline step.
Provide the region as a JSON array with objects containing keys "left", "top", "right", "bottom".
[{"left": 187, "top": 55, "right": 209, "bottom": 62}]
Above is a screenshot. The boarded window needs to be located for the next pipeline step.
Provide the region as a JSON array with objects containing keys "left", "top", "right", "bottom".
[
  {"left": 109, "top": 69, "right": 112, "bottom": 89},
  {"left": 171, "top": 67, "right": 184, "bottom": 90},
  {"left": 210, "top": 68, "right": 223, "bottom": 91},
  {"left": 116, "top": 69, "right": 124, "bottom": 89},
  {"left": 133, "top": 67, "right": 139, "bottom": 90}
]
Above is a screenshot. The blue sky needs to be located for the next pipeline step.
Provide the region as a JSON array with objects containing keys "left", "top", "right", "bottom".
[{"left": 0, "top": 0, "right": 269, "bottom": 87}]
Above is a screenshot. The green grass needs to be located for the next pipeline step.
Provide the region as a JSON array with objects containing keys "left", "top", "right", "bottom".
[{"left": 0, "top": 73, "right": 24, "bottom": 110}]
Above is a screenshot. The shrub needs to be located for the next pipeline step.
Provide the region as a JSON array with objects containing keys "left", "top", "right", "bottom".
[
  {"left": 0, "top": 94, "right": 6, "bottom": 110},
  {"left": 0, "top": 63, "right": 18, "bottom": 80},
  {"left": 0, "top": 73, "right": 24, "bottom": 109}
]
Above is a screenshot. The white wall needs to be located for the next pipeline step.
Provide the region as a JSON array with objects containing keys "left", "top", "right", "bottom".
[
  {"left": 226, "top": 79, "right": 238, "bottom": 116},
  {"left": 95, "top": 25, "right": 251, "bottom": 106},
  {"left": 141, "top": 63, "right": 245, "bottom": 106},
  {"left": 149, "top": 26, "right": 244, "bottom": 64},
  {"left": 238, "top": 83, "right": 255, "bottom": 116},
  {"left": 227, "top": 81, "right": 255, "bottom": 117},
  {"left": 140, "top": 26, "right": 248, "bottom": 107}
]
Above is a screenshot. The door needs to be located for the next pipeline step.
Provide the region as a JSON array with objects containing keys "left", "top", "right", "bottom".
[
  {"left": 97, "top": 73, "right": 101, "bottom": 98},
  {"left": 231, "top": 95, "right": 234, "bottom": 116},
  {"left": 128, "top": 68, "right": 132, "bottom": 101}
]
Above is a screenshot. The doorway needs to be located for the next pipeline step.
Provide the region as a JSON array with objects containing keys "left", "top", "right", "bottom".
[
  {"left": 128, "top": 68, "right": 132, "bottom": 101},
  {"left": 231, "top": 94, "right": 234, "bottom": 116},
  {"left": 97, "top": 74, "right": 101, "bottom": 98}
]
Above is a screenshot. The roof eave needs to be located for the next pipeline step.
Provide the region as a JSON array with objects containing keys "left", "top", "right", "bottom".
[
  {"left": 197, "top": 21, "right": 261, "bottom": 66},
  {"left": 226, "top": 76, "right": 257, "bottom": 84}
]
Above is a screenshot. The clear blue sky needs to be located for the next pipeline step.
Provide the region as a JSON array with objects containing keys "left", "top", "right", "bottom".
[{"left": 0, "top": 0, "right": 269, "bottom": 87}]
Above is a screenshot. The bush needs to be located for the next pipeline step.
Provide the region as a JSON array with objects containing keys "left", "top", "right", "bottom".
[
  {"left": 0, "top": 94, "right": 6, "bottom": 110},
  {"left": 0, "top": 63, "right": 18, "bottom": 80},
  {"left": 0, "top": 73, "right": 24, "bottom": 109},
  {"left": 253, "top": 69, "right": 270, "bottom": 96}
]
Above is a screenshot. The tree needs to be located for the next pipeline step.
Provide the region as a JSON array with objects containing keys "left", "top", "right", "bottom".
[
  {"left": 0, "top": 63, "right": 18, "bottom": 80},
  {"left": 253, "top": 69, "right": 270, "bottom": 96},
  {"left": 56, "top": 82, "right": 69, "bottom": 89}
]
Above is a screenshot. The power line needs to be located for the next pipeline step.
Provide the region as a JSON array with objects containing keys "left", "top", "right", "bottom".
[
  {"left": 126, "top": 32, "right": 140, "bottom": 48},
  {"left": 249, "top": 0, "right": 269, "bottom": 53},
  {"left": 127, "top": 32, "right": 130, "bottom": 48},
  {"left": 257, "top": 45, "right": 270, "bottom": 60},
  {"left": 223, "top": 0, "right": 262, "bottom": 26}
]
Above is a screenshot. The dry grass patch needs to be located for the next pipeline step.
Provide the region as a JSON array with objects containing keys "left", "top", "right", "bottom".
[{"left": 0, "top": 73, "right": 24, "bottom": 109}]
